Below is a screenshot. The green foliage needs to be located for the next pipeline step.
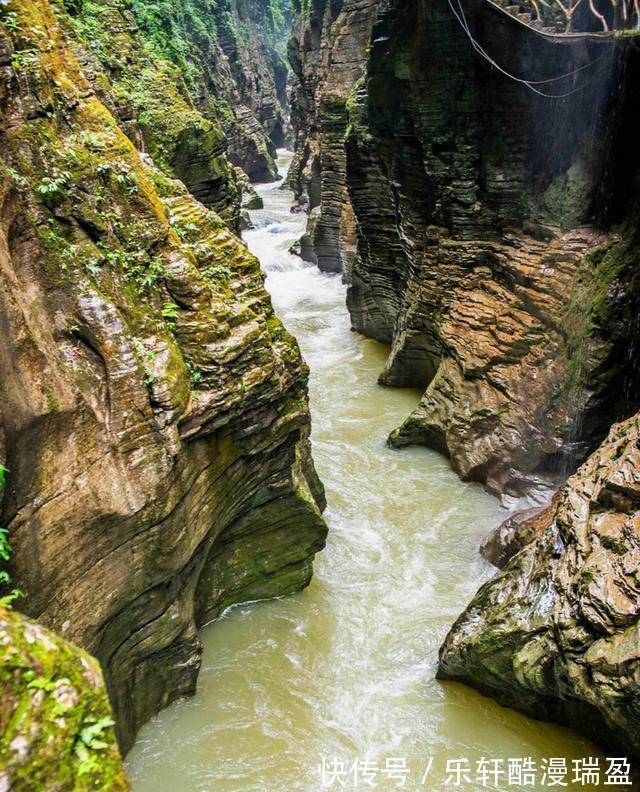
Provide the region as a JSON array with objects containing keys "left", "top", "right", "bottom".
[
  {"left": 202, "top": 263, "right": 231, "bottom": 289},
  {"left": 129, "top": 0, "right": 219, "bottom": 88},
  {"left": 2, "top": 11, "right": 21, "bottom": 31},
  {"left": 93, "top": 241, "right": 166, "bottom": 290},
  {"left": 162, "top": 301, "right": 180, "bottom": 330},
  {"left": 132, "top": 336, "right": 159, "bottom": 388},
  {"left": 0, "top": 528, "right": 11, "bottom": 564},
  {"left": 25, "top": 673, "right": 77, "bottom": 716},
  {"left": 14, "top": 661, "right": 118, "bottom": 776},
  {"left": 185, "top": 355, "right": 204, "bottom": 385},
  {"left": 267, "top": 0, "right": 293, "bottom": 46},
  {"left": 10, "top": 48, "right": 39, "bottom": 71},
  {"left": 37, "top": 169, "right": 72, "bottom": 200},
  {"left": 74, "top": 715, "right": 118, "bottom": 774},
  {"left": 161, "top": 301, "right": 180, "bottom": 319},
  {"left": 172, "top": 219, "right": 199, "bottom": 241},
  {"left": 0, "top": 467, "right": 23, "bottom": 606}
]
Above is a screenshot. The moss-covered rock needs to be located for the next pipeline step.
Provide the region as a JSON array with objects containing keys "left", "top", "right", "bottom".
[
  {"left": 128, "top": 0, "right": 289, "bottom": 182},
  {"left": 57, "top": 0, "right": 242, "bottom": 228},
  {"left": 0, "top": 606, "right": 130, "bottom": 790},
  {"left": 234, "top": 166, "right": 264, "bottom": 210},
  {"left": 438, "top": 412, "right": 640, "bottom": 758}
]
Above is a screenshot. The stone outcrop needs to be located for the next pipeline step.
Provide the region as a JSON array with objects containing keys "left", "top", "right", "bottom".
[
  {"left": 439, "top": 411, "right": 640, "bottom": 758},
  {"left": 342, "top": 0, "right": 640, "bottom": 753},
  {"left": 0, "top": 0, "right": 326, "bottom": 762},
  {"left": 235, "top": 166, "right": 264, "bottom": 211},
  {"left": 64, "top": 0, "right": 242, "bottom": 228},
  {"left": 337, "top": 0, "right": 640, "bottom": 498},
  {"left": 479, "top": 503, "right": 549, "bottom": 568},
  {"left": 0, "top": 606, "right": 130, "bottom": 790},
  {"left": 287, "top": 0, "right": 383, "bottom": 272}
]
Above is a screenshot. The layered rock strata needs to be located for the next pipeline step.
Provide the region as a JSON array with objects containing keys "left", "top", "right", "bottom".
[
  {"left": 439, "top": 412, "right": 640, "bottom": 758},
  {"left": 130, "top": 0, "right": 291, "bottom": 182},
  {"left": 62, "top": 0, "right": 242, "bottom": 228},
  {"left": 288, "top": 0, "right": 640, "bottom": 755},
  {"left": 287, "top": 0, "right": 383, "bottom": 272},
  {"left": 0, "top": 0, "right": 326, "bottom": 761},
  {"left": 341, "top": 0, "right": 640, "bottom": 497}
]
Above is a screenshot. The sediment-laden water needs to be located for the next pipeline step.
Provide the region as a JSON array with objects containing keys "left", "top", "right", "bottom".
[{"left": 127, "top": 151, "right": 598, "bottom": 791}]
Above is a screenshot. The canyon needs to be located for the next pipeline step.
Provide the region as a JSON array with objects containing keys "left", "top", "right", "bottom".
[
  {"left": 288, "top": 0, "right": 640, "bottom": 767},
  {"left": 1, "top": 0, "right": 639, "bottom": 786}
]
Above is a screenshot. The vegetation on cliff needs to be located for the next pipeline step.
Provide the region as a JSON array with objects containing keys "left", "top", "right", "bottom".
[{"left": 125, "top": 0, "right": 291, "bottom": 181}]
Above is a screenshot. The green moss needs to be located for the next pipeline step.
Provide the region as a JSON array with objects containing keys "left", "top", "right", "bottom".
[
  {"left": 539, "top": 159, "right": 592, "bottom": 230},
  {"left": 0, "top": 607, "right": 129, "bottom": 789},
  {"left": 46, "top": 0, "right": 240, "bottom": 225}
]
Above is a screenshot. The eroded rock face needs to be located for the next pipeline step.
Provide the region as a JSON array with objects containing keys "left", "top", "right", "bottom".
[
  {"left": 130, "top": 0, "right": 290, "bottom": 183},
  {"left": 342, "top": 0, "right": 640, "bottom": 497},
  {"left": 479, "top": 503, "right": 549, "bottom": 568},
  {"left": 0, "top": 0, "right": 326, "bottom": 755},
  {"left": 439, "top": 413, "right": 640, "bottom": 758},
  {"left": 61, "top": 0, "right": 242, "bottom": 228},
  {"left": 0, "top": 606, "right": 130, "bottom": 790},
  {"left": 287, "top": 0, "right": 383, "bottom": 272}
]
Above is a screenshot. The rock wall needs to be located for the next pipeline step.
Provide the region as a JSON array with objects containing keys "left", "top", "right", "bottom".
[
  {"left": 0, "top": 0, "right": 326, "bottom": 760},
  {"left": 62, "top": 0, "right": 241, "bottom": 228},
  {"left": 438, "top": 409, "right": 640, "bottom": 758},
  {"left": 287, "top": 0, "right": 384, "bottom": 272},
  {"left": 130, "top": 0, "right": 291, "bottom": 182},
  {"left": 346, "top": 0, "right": 640, "bottom": 754},
  {"left": 290, "top": 0, "right": 640, "bottom": 497},
  {"left": 0, "top": 606, "right": 130, "bottom": 789}
]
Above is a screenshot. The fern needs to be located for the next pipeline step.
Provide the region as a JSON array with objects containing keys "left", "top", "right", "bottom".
[{"left": 0, "top": 464, "right": 23, "bottom": 605}]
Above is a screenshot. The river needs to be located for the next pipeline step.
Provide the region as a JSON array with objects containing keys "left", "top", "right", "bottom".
[{"left": 126, "top": 151, "right": 598, "bottom": 791}]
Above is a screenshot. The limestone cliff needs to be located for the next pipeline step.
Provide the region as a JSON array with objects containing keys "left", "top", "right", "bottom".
[
  {"left": 288, "top": 0, "right": 640, "bottom": 756},
  {"left": 439, "top": 411, "right": 640, "bottom": 758},
  {"left": 287, "top": 0, "right": 383, "bottom": 272},
  {"left": 291, "top": 0, "right": 640, "bottom": 497},
  {"left": 0, "top": 606, "right": 130, "bottom": 790},
  {"left": 0, "top": 0, "right": 326, "bottom": 763}
]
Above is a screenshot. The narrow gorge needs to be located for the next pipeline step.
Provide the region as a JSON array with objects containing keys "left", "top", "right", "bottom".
[{"left": 1, "top": 0, "right": 639, "bottom": 789}]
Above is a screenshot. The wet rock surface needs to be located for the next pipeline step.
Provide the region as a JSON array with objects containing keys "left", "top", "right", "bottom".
[
  {"left": 0, "top": 0, "right": 326, "bottom": 759},
  {"left": 480, "top": 504, "right": 548, "bottom": 568},
  {"left": 439, "top": 413, "right": 640, "bottom": 758}
]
